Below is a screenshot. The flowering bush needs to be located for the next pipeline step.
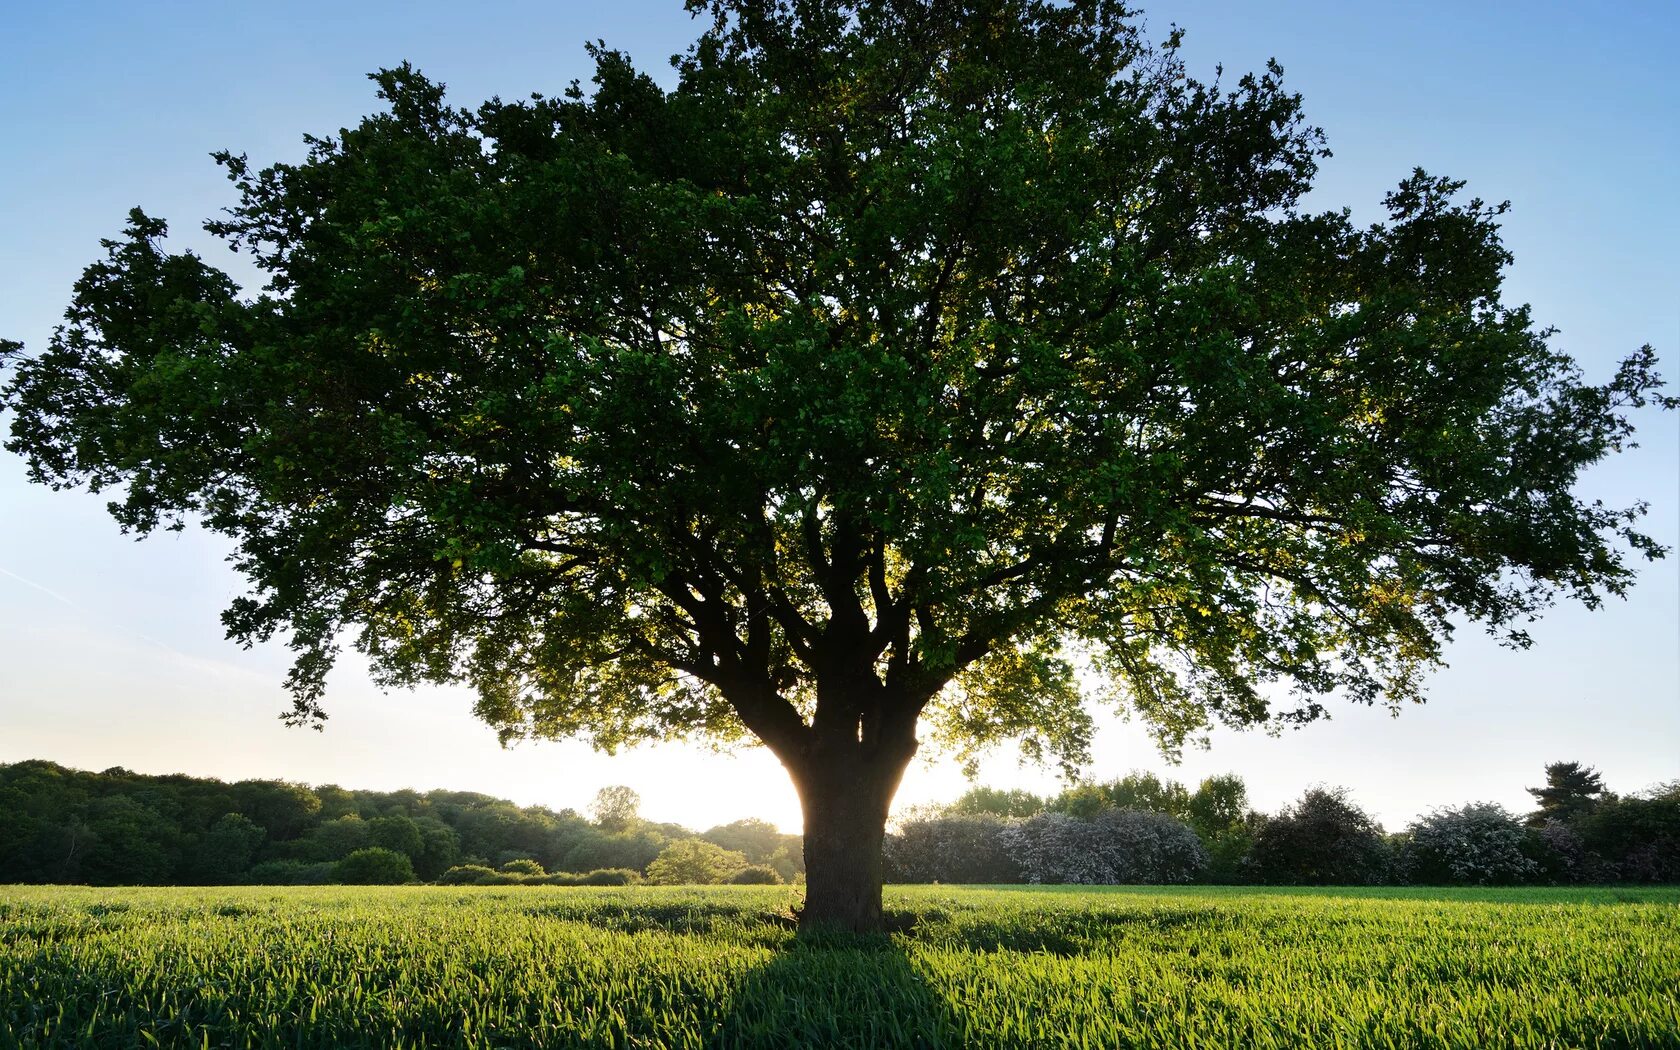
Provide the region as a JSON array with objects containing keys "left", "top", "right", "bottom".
[
  {"left": 1404, "top": 802, "right": 1537, "bottom": 886},
  {"left": 1092, "top": 809, "right": 1209, "bottom": 884},
  {"left": 1000, "top": 813, "right": 1112, "bottom": 884},
  {"left": 999, "top": 810, "right": 1207, "bottom": 885},
  {"left": 884, "top": 814, "right": 1020, "bottom": 883}
]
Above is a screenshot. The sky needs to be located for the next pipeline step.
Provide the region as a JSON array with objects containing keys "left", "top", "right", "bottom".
[{"left": 1, "top": 1, "right": 1676, "bottom": 835}]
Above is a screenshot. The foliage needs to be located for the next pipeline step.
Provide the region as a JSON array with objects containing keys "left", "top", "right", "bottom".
[
  {"left": 883, "top": 814, "right": 1021, "bottom": 884},
  {"left": 1526, "top": 762, "right": 1608, "bottom": 827},
  {"left": 725, "top": 865, "right": 784, "bottom": 885},
  {"left": 1247, "top": 788, "right": 1390, "bottom": 886},
  {"left": 303, "top": 815, "right": 373, "bottom": 862},
  {"left": 244, "top": 860, "right": 337, "bottom": 885},
  {"left": 0, "top": 761, "right": 701, "bottom": 886},
  {"left": 1200, "top": 823, "right": 1260, "bottom": 886},
  {"left": 1050, "top": 773, "right": 1191, "bottom": 821},
  {"left": 1186, "top": 775, "right": 1252, "bottom": 840},
  {"left": 1403, "top": 803, "right": 1536, "bottom": 886},
  {"left": 645, "top": 839, "right": 750, "bottom": 885},
  {"left": 574, "top": 868, "right": 643, "bottom": 887},
  {"left": 1528, "top": 821, "right": 1596, "bottom": 885},
  {"left": 3, "top": 0, "right": 1669, "bottom": 930},
  {"left": 5, "top": 884, "right": 1676, "bottom": 1048},
  {"left": 436, "top": 865, "right": 500, "bottom": 886},
  {"left": 942, "top": 787, "right": 1046, "bottom": 819},
  {"left": 700, "top": 819, "right": 805, "bottom": 879},
  {"left": 500, "top": 858, "right": 546, "bottom": 876},
  {"left": 560, "top": 827, "right": 671, "bottom": 875},
  {"left": 193, "top": 814, "right": 266, "bottom": 883},
  {"left": 1002, "top": 810, "right": 1207, "bottom": 885},
  {"left": 1575, "top": 782, "right": 1680, "bottom": 883},
  {"left": 411, "top": 818, "right": 463, "bottom": 880},
  {"left": 335, "top": 848, "right": 416, "bottom": 885},
  {"left": 589, "top": 787, "right": 643, "bottom": 833},
  {"left": 366, "top": 815, "right": 425, "bottom": 863}
]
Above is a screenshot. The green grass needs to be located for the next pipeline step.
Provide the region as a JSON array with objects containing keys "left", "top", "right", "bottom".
[{"left": 3, "top": 884, "right": 1677, "bottom": 1048}]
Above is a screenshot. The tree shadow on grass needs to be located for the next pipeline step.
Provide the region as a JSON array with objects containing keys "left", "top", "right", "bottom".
[{"left": 707, "top": 930, "right": 958, "bottom": 1049}]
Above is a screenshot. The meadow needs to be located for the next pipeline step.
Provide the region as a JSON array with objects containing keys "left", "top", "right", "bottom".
[{"left": 3, "top": 883, "right": 1677, "bottom": 1049}]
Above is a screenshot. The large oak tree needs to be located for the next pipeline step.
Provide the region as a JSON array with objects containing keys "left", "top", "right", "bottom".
[{"left": 3, "top": 0, "right": 1671, "bottom": 931}]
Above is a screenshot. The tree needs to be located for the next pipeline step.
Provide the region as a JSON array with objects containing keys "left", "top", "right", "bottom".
[
  {"left": 645, "top": 839, "right": 749, "bottom": 885},
  {"left": 1526, "top": 762, "right": 1608, "bottom": 827},
  {"left": 81, "top": 796, "right": 180, "bottom": 885},
  {"left": 1575, "top": 782, "right": 1680, "bottom": 882},
  {"left": 701, "top": 817, "right": 803, "bottom": 874},
  {"left": 1186, "top": 774, "right": 1255, "bottom": 883},
  {"left": 943, "top": 786, "right": 1045, "bottom": 819},
  {"left": 1248, "top": 788, "right": 1389, "bottom": 885},
  {"left": 336, "top": 847, "right": 416, "bottom": 884},
  {"left": 195, "top": 813, "right": 266, "bottom": 883},
  {"left": 367, "top": 813, "right": 425, "bottom": 862},
  {"left": 305, "top": 815, "right": 372, "bottom": 861},
  {"left": 2, "top": 2, "right": 1670, "bottom": 932},
  {"left": 1186, "top": 775, "right": 1250, "bottom": 840},
  {"left": 412, "top": 817, "right": 463, "bottom": 880},
  {"left": 1050, "top": 772, "right": 1190, "bottom": 819},
  {"left": 588, "top": 786, "right": 643, "bottom": 833}
]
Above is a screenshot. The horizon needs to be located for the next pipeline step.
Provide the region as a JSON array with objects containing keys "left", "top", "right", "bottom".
[{"left": 2, "top": 0, "right": 1676, "bottom": 838}]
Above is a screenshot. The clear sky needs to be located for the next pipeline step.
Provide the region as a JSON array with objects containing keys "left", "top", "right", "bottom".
[{"left": 2, "top": 1, "right": 1675, "bottom": 834}]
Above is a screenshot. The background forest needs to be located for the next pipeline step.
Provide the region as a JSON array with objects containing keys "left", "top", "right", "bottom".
[{"left": 1, "top": 759, "right": 1672, "bottom": 888}]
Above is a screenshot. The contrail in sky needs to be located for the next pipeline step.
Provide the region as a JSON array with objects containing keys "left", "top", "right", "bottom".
[
  {"left": 0, "top": 563, "right": 248, "bottom": 677},
  {"left": 0, "top": 564, "right": 80, "bottom": 609}
]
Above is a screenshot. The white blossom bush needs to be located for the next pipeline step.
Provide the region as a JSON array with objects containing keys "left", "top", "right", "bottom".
[
  {"left": 882, "top": 814, "right": 1021, "bottom": 883},
  {"left": 1404, "top": 802, "right": 1537, "bottom": 886},
  {"left": 1092, "top": 809, "right": 1209, "bottom": 884},
  {"left": 1001, "top": 813, "right": 1113, "bottom": 884},
  {"left": 1000, "top": 810, "right": 1207, "bottom": 884}
]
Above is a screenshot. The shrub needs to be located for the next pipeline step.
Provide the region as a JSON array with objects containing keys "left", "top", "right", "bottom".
[
  {"left": 1247, "top": 788, "right": 1389, "bottom": 885},
  {"left": 435, "top": 864, "right": 498, "bottom": 886},
  {"left": 336, "top": 847, "right": 416, "bottom": 885},
  {"left": 726, "top": 864, "right": 784, "bottom": 885},
  {"left": 1001, "top": 813, "right": 1113, "bottom": 884},
  {"left": 470, "top": 872, "right": 526, "bottom": 885},
  {"left": 1529, "top": 821, "right": 1595, "bottom": 884},
  {"left": 1092, "top": 809, "right": 1208, "bottom": 884},
  {"left": 884, "top": 814, "right": 1020, "bottom": 883},
  {"left": 245, "top": 860, "right": 336, "bottom": 885},
  {"left": 500, "top": 858, "right": 546, "bottom": 876},
  {"left": 1404, "top": 803, "right": 1537, "bottom": 886},
  {"left": 1201, "top": 822, "right": 1259, "bottom": 884},
  {"left": 1000, "top": 811, "right": 1207, "bottom": 885},
  {"left": 646, "top": 840, "right": 748, "bottom": 885},
  {"left": 578, "top": 867, "right": 642, "bottom": 886}
]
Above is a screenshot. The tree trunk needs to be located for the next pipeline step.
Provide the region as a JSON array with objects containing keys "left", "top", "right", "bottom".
[{"left": 792, "top": 744, "right": 913, "bottom": 935}]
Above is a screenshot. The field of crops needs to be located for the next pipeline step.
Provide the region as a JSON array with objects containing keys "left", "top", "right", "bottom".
[{"left": 3, "top": 883, "right": 1677, "bottom": 1049}]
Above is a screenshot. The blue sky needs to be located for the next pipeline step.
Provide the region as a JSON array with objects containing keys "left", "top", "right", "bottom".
[{"left": 1, "top": 1, "right": 1675, "bottom": 832}]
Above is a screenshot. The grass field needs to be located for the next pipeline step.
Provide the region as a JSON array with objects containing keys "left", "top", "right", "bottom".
[{"left": 3, "top": 884, "right": 1677, "bottom": 1048}]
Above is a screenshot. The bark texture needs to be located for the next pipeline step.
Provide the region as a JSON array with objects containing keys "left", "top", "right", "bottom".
[{"left": 790, "top": 738, "right": 916, "bottom": 934}]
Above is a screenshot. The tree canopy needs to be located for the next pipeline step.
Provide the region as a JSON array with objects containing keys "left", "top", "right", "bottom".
[
  {"left": 1527, "top": 762, "right": 1609, "bottom": 827},
  {"left": 2, "top": 0, "right": 1669, "bottom": 930}
]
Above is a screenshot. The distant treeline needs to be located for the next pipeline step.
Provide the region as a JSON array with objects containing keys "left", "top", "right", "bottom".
[
  {"left": 0, "top": 761, "right": 801, "bottom": 887},
  {"left": 886, "top": 763, "right": 1680, "bottom": 886},
  {"left": 3, "top": 759, "right": 1673, "bottom": 888}
]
